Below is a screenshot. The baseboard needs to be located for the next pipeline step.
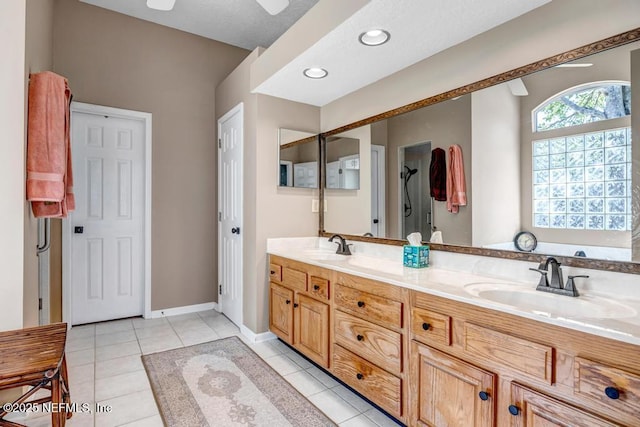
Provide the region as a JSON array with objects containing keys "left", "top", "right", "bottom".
[
  {"left": 150, "top": 302, "right": 218, "bottom": 319},
  {"left": 240, "top": 325, "right": 276, "bottom": 343}
]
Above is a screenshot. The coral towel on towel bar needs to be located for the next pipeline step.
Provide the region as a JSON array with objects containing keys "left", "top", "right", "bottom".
[
  {"left": 446, "top": 144, "right": 467, "bottom": 213},
  {"left": 26, "top": 71, "right": 75, "bottom": 218}
]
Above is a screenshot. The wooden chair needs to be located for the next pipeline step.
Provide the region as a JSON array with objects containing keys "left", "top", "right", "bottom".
[{"left": 0, "top": 323, "right": 72, "bottom": 427}]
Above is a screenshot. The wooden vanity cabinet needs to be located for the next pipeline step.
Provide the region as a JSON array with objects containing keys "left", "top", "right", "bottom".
[
  {"left": 268, "top": 255, "right": 331, "bottom": 368},
  {"left": 270, "top": 254, "right": 640, "bottom": 426},
  {"left": 409, "top": 291, "right": 640, "bottom": 427}
]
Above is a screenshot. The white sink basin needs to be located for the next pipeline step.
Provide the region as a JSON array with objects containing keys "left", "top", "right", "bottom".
[
  {"left": 464, "top": 282, "right": 636, "bottom": 319},
  {"left": 347, "top": 255, "right": 405, "bottom": 276},
  {"left": 300, "top": 249, "right": 348, "bottom": 261}
]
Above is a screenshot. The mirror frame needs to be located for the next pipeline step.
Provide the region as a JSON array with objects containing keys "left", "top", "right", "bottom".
[{"left": 319, "top": 27, "right": 640, "bottom": 275}]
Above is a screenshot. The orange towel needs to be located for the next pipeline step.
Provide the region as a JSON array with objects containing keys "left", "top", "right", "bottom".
[
  {"left": 446, "top": 144, "right": 467, "bottom": 213},
  {"left": 26, "top": 71, "right": 74, "bottom": 218}
]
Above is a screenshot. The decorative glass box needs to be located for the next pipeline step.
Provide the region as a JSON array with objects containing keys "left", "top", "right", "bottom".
[{"left": 403, "top": 245, "right": 429, "bottom": 268}]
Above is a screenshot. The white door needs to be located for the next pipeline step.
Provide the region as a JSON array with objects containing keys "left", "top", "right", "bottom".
[
  {"left": 371, "top": 145, "right": 386, "bottom": 237},
  {"left": 218, "top": 103, "right": 243, "bottom": 327},
  {"left": 69, "top": 110, "right": 146, "bottom": 324}
]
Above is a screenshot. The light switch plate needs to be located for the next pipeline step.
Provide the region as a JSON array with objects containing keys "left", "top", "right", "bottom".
[{"left": 311, "top": 199, "right": 319, "bottom": 212}]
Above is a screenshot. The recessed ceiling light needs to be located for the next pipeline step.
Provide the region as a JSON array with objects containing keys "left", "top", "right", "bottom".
[
  {"left": 555, "top": 63, "right": 593, "bottom": 68},
  {"left": 303, "top": 68, "right": 328, "bottom": 79},
  {"left": 358, "top": 29, "right": 390, "bottom": 46},
  {"left": 146, "top": 0, "right": 176, "bottom": 11}
]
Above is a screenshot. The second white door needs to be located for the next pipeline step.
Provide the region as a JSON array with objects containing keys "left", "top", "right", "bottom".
[
  {"left": 69, "top": 107, "right": 146, "bottom": 325},
  {"left": 218, "top": 103, "right": 243, "bottom": 328}
]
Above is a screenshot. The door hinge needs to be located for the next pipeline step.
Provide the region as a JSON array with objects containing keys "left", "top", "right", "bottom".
[
  {"left": 339, "top": 168, "right": 343, "bottom": 174},
  {"left": 38, "top": 298, "right": 42, "bottom": 310},
  {"left": 218, "top": 138, "right": 221, "bottom": 149},
  {"left": 219, "top": 284, "right": 222, "bottom": 295},
  {"left": 218, "top": 212, "right": 222, "bottom": 222}
]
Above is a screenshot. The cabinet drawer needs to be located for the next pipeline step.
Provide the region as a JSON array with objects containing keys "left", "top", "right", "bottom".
[
  {"left": 334, "top": 284, "right": 402, "bottom": 328},
  {"left": 333, "top": 345, "right": 402, "bottom": 418},
  {"left": 463, "top": 323, "right": 553, "bottom": 385},
  {"left": 411, "top": 307, "right": 451, "bottom": 346},
  {"left": 574, "top": 357, "right": 640, "bottom": 425},
  {"left": 282, "top": 267, "right": 307, "bottom": 292},
  {"left": 269, "top": 263, "right": 282, "bottom": 282},
  {"left": 309, "top": 276, "right": 330, "bottom": 300},
  {"left": 334, "top": 310, "right": 402, "bottom": 375}
]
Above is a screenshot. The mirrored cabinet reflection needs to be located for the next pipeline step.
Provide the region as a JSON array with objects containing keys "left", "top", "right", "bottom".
[
  {"left": 326, "top": 135, "right": 360, "bottom": 190},
  {"left": 278, "top": 128, "right": 319, "bottom": 189}
]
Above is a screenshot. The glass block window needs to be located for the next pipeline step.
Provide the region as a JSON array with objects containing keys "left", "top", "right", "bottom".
[{"left": 532, "top": 128, "right": 631, "bottom": 231}]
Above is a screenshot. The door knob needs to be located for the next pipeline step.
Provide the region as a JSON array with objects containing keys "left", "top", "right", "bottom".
[{"left": 231, "top": 227, "right": 240, "bottom": 234}]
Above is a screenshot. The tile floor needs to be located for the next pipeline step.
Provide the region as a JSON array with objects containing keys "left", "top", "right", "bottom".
[{"left": 10, "top": 310, "right": 400, "bottom": 427}]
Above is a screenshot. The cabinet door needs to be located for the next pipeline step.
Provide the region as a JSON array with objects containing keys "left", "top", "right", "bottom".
[
  {"left": 269, "top": 283, "right": 294, "bottom": 345},
  {"left": 412, "top": 341, "right": 495, "bottom": 427},
  {"left": 294, "top": 293, "right": 330, "bottom": 368},
  {"left": 509, "top": 384, "right": 617, "bottom": 427}
]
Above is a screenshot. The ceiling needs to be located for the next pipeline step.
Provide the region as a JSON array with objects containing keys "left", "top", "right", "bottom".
[
  {"left": 79, "top": 0, "right": 319, "bottom": 50},
  {"left": 253, "top": 0, "right": 551, "bottom": 106},
  {"left": 80, "top": 0, "right": 551, "bottom": 106}
]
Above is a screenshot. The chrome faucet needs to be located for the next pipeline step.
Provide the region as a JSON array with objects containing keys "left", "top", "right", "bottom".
[
  {"left": 328, "top": 234, "right": 352, "bottom": 255},
  {"left": 529, "top": 256, "right": 588, "bottom": 297}
]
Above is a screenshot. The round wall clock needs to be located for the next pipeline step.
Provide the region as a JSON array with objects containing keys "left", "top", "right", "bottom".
[{"left": 514, "top": 231, "right": 537, "bottom": 252}]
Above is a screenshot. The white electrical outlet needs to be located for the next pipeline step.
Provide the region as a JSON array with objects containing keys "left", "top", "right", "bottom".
[
  {"left": 311, "top": 199, "right": 319, "bottom": 212},
  {"left": 324, "top": 199, "right": 328, "bottom": 212}
]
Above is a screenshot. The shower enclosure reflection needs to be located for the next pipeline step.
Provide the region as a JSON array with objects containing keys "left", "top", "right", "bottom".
[{"left": 400, "top": 142, "right": 432, "bottom": 241}]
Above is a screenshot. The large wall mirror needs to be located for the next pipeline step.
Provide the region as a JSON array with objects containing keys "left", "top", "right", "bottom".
[
  {"left": 321, "top": 29, "right": 640, "bottom": 273},
  {"left": 278, "top": 128, "right": 319, "bottom": 188}
]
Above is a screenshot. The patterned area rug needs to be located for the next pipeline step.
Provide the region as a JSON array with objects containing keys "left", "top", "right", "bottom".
[{"left": 142, "top": 336, "right": 336, "bottom": 426}]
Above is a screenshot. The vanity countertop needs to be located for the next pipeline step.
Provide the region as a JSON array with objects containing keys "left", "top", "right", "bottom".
[{"left": 267, "top": 238, "right": 640, "bottom": 346}]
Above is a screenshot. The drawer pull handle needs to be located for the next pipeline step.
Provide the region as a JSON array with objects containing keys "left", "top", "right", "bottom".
[
  {"left": 605, "top": 387, "right": 620, "bottom": 400},
  {"left": 314, "top": 285, "right": 320, "bottom": 290},
  {"left": 422, "top": 322, "right": 431, "bottom": 331},
  {"left": 478, "top": 391, "right": 489, "bottom": 401},
  {"left": 285, "top": 300, "right": 291, "bottom": 305},
  {"left": 270, "top": 270, "right": 276, "bottom": 275},
  {"left": 356, "top": 334, "right": 364, "bottom": 341},
  {"left": 356, "top": 373, "right": 364, "bottom": 380},
  {"left": 357, "top": 301, "right": 365, "bottom": 308},
  {"left": 508, "top": 405, "right": 520, "bottom": 416},
  {"left": 293, "top": 303, "right": 299, "bottom": 308}
]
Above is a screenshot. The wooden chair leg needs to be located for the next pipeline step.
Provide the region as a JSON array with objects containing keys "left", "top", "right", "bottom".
[
  {"left": 51, "top": 375, "right": 61, "bottom": 427},
  {"left": 60, "top": 355, "right": 72, "bottom": 420}
]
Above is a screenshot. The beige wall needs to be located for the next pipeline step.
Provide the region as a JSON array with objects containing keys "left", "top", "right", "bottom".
[
  {"left": 24, "top": 0, "right": 55, "bottom": 328},
  {"left": 321, "top": 0, "right": 640, "bottom": 131},
  {"left": 472, "top": 83, "right": 521, "bottom": 247},
  {"left": 254, "top": 95, "right": 320, "bottom": 332},
  {"left": 53, "top": 0, "right": 249, "bottom": 311},
  {"left": 0, "top": 0, "right": 26, "bottom": 331}
]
